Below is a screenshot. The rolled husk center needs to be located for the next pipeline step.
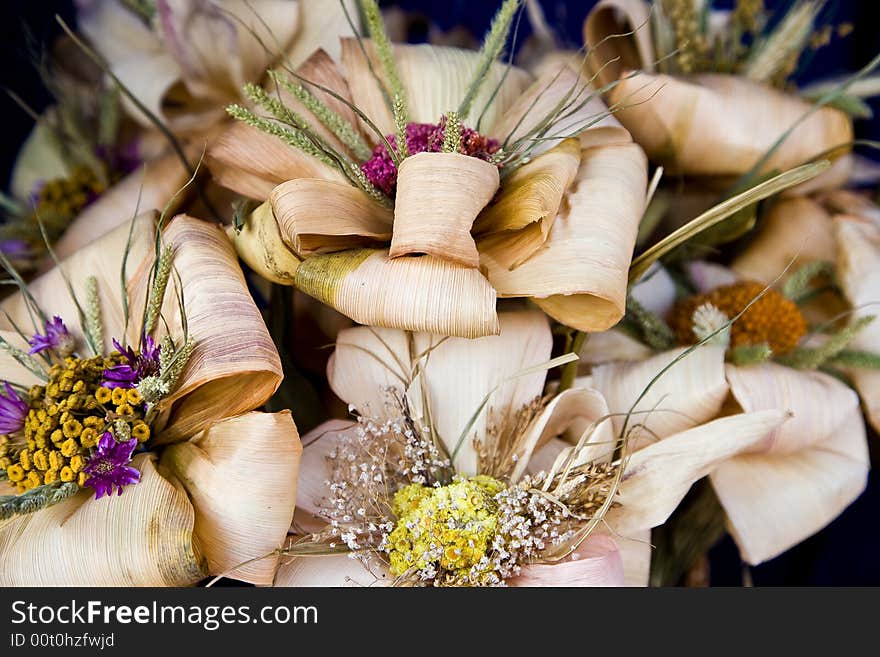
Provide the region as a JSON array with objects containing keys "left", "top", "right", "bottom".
[
  {"left": 270, "top": 179, "right": 393, "bottom": 256},
  {"left": 160, "top": 411, "right": 302, "bottom": 586},
  {"left": 0, "top": 455, "right": 206, "bottom": 586},
  {"left": 389, "top": 152, "right": 499, "bottom": 268},
  {"left": 582, "top": 0, "right": 654, "bottom": 88},
  {"left": 293, "top": 248, "right": 500, "bottom": 338},
  {"left": 608, "top": 72, "right": 853, "bottom": 177}
]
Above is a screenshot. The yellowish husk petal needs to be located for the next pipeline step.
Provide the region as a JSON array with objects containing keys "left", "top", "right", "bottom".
[
  {"left": 390, "top": 152, "right": 499, "bottom": 267},
  {"left": 582, "top": 0, "right": 655, "bottom": 88},
  {"left": 607, "top": 72, "right": 853, "bottom": 177},
  {"left": 230, "top": 201, "right": 303, "bottom": 285},
  {"left": 161, "top": 411, "right": 301, "bottom": 586},
  {"left": 480, "top": 139, "right": 647, "bottom": 332},
  {"left": 271, "top": 179, "right": 392, "bottom": 256},
  {"left": 0, "top": 455, "right": 206, "bottom": 586}
]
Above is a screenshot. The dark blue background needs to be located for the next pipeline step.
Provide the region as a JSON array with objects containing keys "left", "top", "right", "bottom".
[{"left": 1, "top": 1, "right": 879, "bottom": 585}]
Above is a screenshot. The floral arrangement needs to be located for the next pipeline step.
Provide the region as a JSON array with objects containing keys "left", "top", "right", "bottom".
[{"left": 1, "top": 0, "right": 879, "bottom": 588}]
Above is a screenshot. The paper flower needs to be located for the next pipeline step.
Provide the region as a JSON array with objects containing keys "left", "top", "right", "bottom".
[
  {"left": 0, "top": 212, "right": 300, "bottom": 586},
  {"left": 274, "top": 311, "right": 790, "bottom": 586}
]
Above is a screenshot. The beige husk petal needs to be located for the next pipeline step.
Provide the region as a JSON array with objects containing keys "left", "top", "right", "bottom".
[
  {"left": 480, "top": 140, "right": 647, "bottom": 332},
  {"left": 292, "top": 248, "right": 499, "bottom": 338},
  {"left": 390, "top": 153, "right": 499, "bottom": 267},
  {"left": 578, "top": 329, "right": 655, "bottom": 366},
  {"left": 274, "top": 553, "right": 388, "bottom": 587},
  {"left": 207, "top": 121, "right": 348, "bottom": 199},
  {"left": 582, "top": 0, "right": 654, "bottom": 88},
  {"left": 294, "top": 419, "right": 356, "bottom": 524},
  {"left": 607, "top": 72, "right": 853, "bottom": 177},
  {"left": 339, "top": 39, "right": 531, "bottom": 137},
  {"left": 509, "top": 534, "right": 624, "bottom": 586},
  {"left": 129, "top": 216, "right": 283, "bottom": 444},
  {"left": 490, "top": 62, "right": 630, "bottom": 154},
  {"left": 160, "top": 411, "right": 302, "bottom": 586},
  {"left": 589, "top": 345, "right": 729, "bottom": 446},
  {"left": 0, "top": 213, "right": 155, "bottom": 353},
  {"left": 834, "top": 214, "right": 880, "bottom": 433},
  {"left": 271, "top": 179, "right": 392, "bottom": 256},
  {"left": 51, "top": 151, "right": 192, "bottom": 262},
  {"left": 0, "top": 455, "right": 206, "bottom": 586},
  {"left": 608, "top": 409, "right": 792, "bottom": 535},
  {"left": 731, "top": 196, "right": 835, "bottom": 284},
  {"left": 473, "top": 139, "right": 581, "bottom": 264},
  {"left": 284, "top": 0, "right": 357, "bottom": 67},
  {"left": 510, "top": 387, "right": 615, "bottom": 482},
  {"left": 713, "top": 364, "right": 869, "bottom": 564}
]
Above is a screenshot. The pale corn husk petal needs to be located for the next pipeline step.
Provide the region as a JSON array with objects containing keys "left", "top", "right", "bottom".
[
  {"left": 10, "top": 118, "right": 70, "bottom": 202},
  {"left": 590, "top": 346, "right": 728, "bottom": 445},
  {"left": 207, "top": 121, "right": 348, "bottom": 199},
  {"left": 410, "top": 312, "right": 553, "bottom": 474},
  {"left": 230, "top": 202, "right": 302, "bottom": 285},
  {"left": 473, "top": 139, "right": 581, "bottom": 270},
  {"left": 294, "top": 419, "right": 357, "bottom": 524},
  {"left": 685, "top": 260, "right": 740, "bottom": 294},
  {"left": 579, "top": 329, "right": 654, "bottom": 366},
  {"left": 491, "top": 63, "right": 631, "bottom": 154},
  {"left": 271, "top": 179, "right": 392, "bottom": 256},
  {"left": 630, "top": 262, "right": 677, "bottom": 316},
  {"left": 390, "top": 153, "right": 499, "bottom": 267},
  {"left": 161, "top": 411, "right": 301, "bottom": 586},
  {"left": 284, "top": 0, "right": 357, "bottom": 67},
  {"left": 480, "top": 140, "right": 647, "bottom": 332},
  {"left": 509, "top": 534, "right": 624, "bottom": 587},
  {"left": 130, "top": 216, "right": 283, "bottom": 444},
  {"left": 511, "top": 387, "right": 615, "bottom": 482},
  {"left": 608, "top": 409, "right": 792, "bottom": 535},
  {"left": 292, "top": 248, "right": 499, "bottom": 338},
  {"left": 731, "top": 197, "right": 835, "bottom": 284},
  {"left": 714, "top": 364, "right": 869, "bottom": 564},
  {"left": 823, "top": 189, "right": 880, "bottom": 223},
  {"left": 340, "top": 39, "right": 531, "bottom": 136},
  {"left": 835, "top": 214, "right": 880, "bottom": 432},
  {"left": 0, "top": 455, "right": 206, "bottom": 586},
  {"left": 0, "top": 213, "right": 155, "bottom": 354},
  {"left": 608, "top": 72, "right": 853, "bottom": 177},
  {"left": 613, "top": 528, "right": 652, "bottom": 587},
  {"left": 327, "top": 326, "right": 412, "bottom": 416},
  {"left": 274, "top": 554, "right": 387, "bottom": 587},
  {"left": 582, "top": 0, "right": 654, "bottom": 88},
  {"left": 52, "top": 151, "right": 191, "bottom": 261}
]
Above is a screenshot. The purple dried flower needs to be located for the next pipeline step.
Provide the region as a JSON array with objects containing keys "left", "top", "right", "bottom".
[
  {"left": 28, "top": 316, "right": 75, "bottom": 356},
  {"left": 361, "top": 119, "right": 500, "bottom": 197},
  {"left": 83, "top": 432, "right": 141, "bottom": 499},
  {"left": 0, "top": 382, "right": 28, "bottom": 434},
  {"left": 102, "top": 335, "right": 161, "bottom": 389},
  {"left": 1, "top": 239, "right": 31, "bottom": 259}
]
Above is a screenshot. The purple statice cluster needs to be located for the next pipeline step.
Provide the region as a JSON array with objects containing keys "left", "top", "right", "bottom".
[{"left": 361, "top": 117, "right": 501, "bottom": 196}]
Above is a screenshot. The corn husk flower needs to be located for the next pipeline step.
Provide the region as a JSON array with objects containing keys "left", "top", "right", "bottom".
[
  {"left": 1, "top": 38, "right": 191, "bottom": 271},
  {"left": 76, "top": 0, "right": 356, "bottom": 138},
  {"left": 0, "top": 211, "right": 300, "bottom": 586},
  {"left": 210, "top": 2, "right": 649, "bottom": 338},
  {"left": 273, "top": 310, "right": 790, "bottom": 586},
  {"left": 581, "top": 0, "right": 855, "bottom": 182},
  {"left": 580, "top": 225, "right": 873, "bottom": 564}
]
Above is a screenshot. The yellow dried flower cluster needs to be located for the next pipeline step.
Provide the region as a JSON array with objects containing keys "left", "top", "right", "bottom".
[
  {"left": 386, "top": 476, "right": 504, "bottom": 580},
  {"left": 669, "top": 281, "right": 808, "bottom": 355},
  {"left": 35, "top": 165, "right": 105, "bottom": 221},
  {"left": 0, "top": 355, "right": 149, "bottom": 493}
]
